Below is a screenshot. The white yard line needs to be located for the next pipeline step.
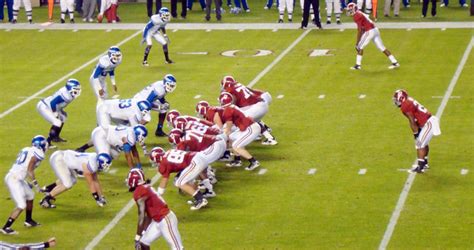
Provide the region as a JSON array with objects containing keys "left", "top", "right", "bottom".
[
  {"left": 85, "top": 28, "right": 308, "bottom": 248},
  {"left": 308, "top": 168, "right": 317, "bottom": 175},
  {"left": 378, "top": 36, "right": 474, "bottom": 250},
  {"left": 0, "top": 30, "right": 141, "bottom": 119}
]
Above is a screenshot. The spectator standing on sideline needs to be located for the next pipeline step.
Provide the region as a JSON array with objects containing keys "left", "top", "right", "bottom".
[
  {"left": 384, "top": 0, "right": 400, "bottom": 16},
  {"left": 440, "top": 0, "right": 468, "bottom": 7},
  {"left": 0, "top": 0, "right": 13, "bottom": 23},
  {"left": 48, "top": 0, "right": 54, "bottom": 21},
  {"left": 278, "top": 0, "right": 293, "bottom": 22},
  {"left": 325, "top": 0, "right": 342, "bottom": 24},
  {"left": 300, "top": 0, "right": 315, "bottom": 24},
  {"left": 205, "top": 0, "right": 221, "bottom": 20},
  {"left": 187, "top": 0, "right": 206, "bottom": 10},
  {"left": 60, "top": 0, "right": 75, "bottom": 23},
  {"left": 264, "top": 0, "right": 278, "bottom": 9},
  {"left": 234, "top": 0, "right": 250, "bottom": 12},
  {"left": 82, "top": 0, "right": 97, "bottom": 22},
  {"left": 98, "top": 0, "right": 119, "bottom": 23},
  {"left": 422, "top": 0, "right": 436, "bottom": 17},
  {"left": 402, "top": 0, "right": 410, "bottom": 7},
  {"left": 171, "top": 0, "right": 187, "bottom": 18},
  {"left": 76, "top": 0, "right": 83, "bottom": 15},
  {"left": 12, "top": 0, "right": 32, "bottom": 23},
  {"left": 147, "top": 0, "right": 162, "bottom": 17},
  {"left": 301, "top": 0, "right": 321, "bottom": 29}
]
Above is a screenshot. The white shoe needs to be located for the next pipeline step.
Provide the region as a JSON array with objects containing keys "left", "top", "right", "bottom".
[
  {"left": 262, "top": 139, "right": 278, "bottom": 145},
  {"left": 388, "top": 62, "right": 400, "bottom": 69},
  {"left": 190, "top": 198, "right": 208, "bottom": 210},
  {"left": 350, "top": 64, "right": 362, "bottom": 70},
  {"left": 462, "top": 3, "right": 468, "bottom": 7},
  {"left": 245, "top": 161, "right": 260, "bottom": 171},
  {"left": 440, "top": 3, "right": 445, "bottom": 7},
  {"left": 203, "top": 190, "right": 216, "bottom": 198}
]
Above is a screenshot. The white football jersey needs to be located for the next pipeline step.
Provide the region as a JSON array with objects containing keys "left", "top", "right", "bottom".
[
  {"left": 101, "top": 99, "right": 149, "bottom": 126},
  {"left": 134, "top": 81, "right": 166, "bottom": 107},
  {"left": 62, "top": 150, "right": 99, "bottom": 173},
  {"left": 106, "top": 125, "right": 137, "bottom": 150},
  {"left": 8, "top": 147, "right": 45, "bottom": 180},
  {"left": 143, "top": 15, "right": 168, "bottom": 37},
  {"left": 91, "top": 55, "right": 120, "bottom": 80},
  {"left": 41, "top": 87, "right": 74, "bottom": 112}
]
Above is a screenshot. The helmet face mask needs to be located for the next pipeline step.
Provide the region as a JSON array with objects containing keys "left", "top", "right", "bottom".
[
  {"left": 108, "top": 46, "right": 122, "bottom": 64},
  {"left": 133, "top": 125, "right": 148, "bottom": 144},
  {"left": 163, "top": 74, "right": 177, "bottom": 93},
  {"left": 97, "top": 153, "right": 112, "bottom": 172},
  {"left": 393, "top": 89, "right": 408, "bottom": 107},
  {"left": 159, "top": 7, "right": 171, "bottom": 22},
  {"left": 221, "top": 76, "right": 236, "bottom": 90},
  {"left": 66, "top": 79, "right": 81, "bottom": 98},
  {"left": 196, "top": 101, "right": 209, "bottom": 118},
  {"left": 31, "top": 135, "right": 48, "bottom": 152},
  {"left": 346, "top": 3, "right": 357, "bottom": 16}
]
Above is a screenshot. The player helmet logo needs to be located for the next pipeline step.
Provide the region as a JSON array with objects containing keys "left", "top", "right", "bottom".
[
  {"left": 159, "top": 7, "right": 171, "bottom": 22},
  {"left": 393, "top": 89, "right": 408, "bottom": 107},
  {"left": 65, "top": 79, "right": 81, "bottom": 98},
  {"left": 133, "top": 125, "right": 148, "bottom": 144},
  {"left": 166, "top": 110, "right": 180, "bottom": 128},
  {"left": 163, "top": 74, "right": 177, "bottom": 93},
  {"left": 149, "top": 147, "right": 166, "bottom": 163},
  {"left": 346, "top": 2, "right": 358, "bottom": 15},
  {"left": 174, "top": 117, "right": 187, "bottom": 130},
  {"left": 219, "top": 92, "right": 234, "bottom": 107},
  {"left": 137, "top": 100, "right": 152, "bottom": 118},
  {"left": 97, "top": 153, "right": 112, "bottom": 172},
  {"left": 196, "top": 101, "right": 210, "bottom": 118},
  {"left": 168, "top": 128, "right": 183, "bottom": 145},
  {"left": 221, "top": 75, "right": 236, "bottom": 90},
  {"left": 31, "top": 135, "right": 48, "bottom": 152},
  {"left": 108, "top": 46, "right": 122, "bottom": 64},
  {"left": 126, "top": 168, "right": 145, "bottom": 192}
]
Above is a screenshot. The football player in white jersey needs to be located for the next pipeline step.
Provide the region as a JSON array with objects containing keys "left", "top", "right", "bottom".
[
  {"left": 1, "top": 136, "right": 47, "bottom": 235},
  {"left": 134, "top": 74, "right": 177, "bottom": 136},
  {"left": 141, "top": 7, "right": 173, "bottom": 66},
  {"left": 38, "top": 151, "right": 112, "bottom": 208},
  {"left": 36, "top": 79, "right": 81, "bottom": 147},
  {"left": 60, "top": 0, "right": 75, "bottom": 23},
  {"left": 97, "top": 99, "right": 152, "bottom": 130},
  {"left": 91, "top": 125, "right": 148, "bottom": 169},
  {"left": 90, "top": 46, "right": 122, "bottom": 103}
]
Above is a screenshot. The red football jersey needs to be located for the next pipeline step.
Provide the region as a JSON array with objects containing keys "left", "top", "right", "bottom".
[
  {"left": 183, "top": 121, "right": 220, "bottom": 136},
  {"left": 353, "top": 11, "right": 375, "bottom": 31},
  {"left": 158, "top": 150, "right": 196, "bottom": 178},
  {"left": 133, "top": 184, "right": 170, "bottom": 222},
  {"left": 205, "top": 107, "right": 224, "bottom": 124},
  {"left": 177, "top": 133, "right": 217, "bottom": 152},
  {"left": 223, "top": 83, "right": 263, "bottom": 107},
  {"left": 222, "top": 105, "right": 254, "bottom": 131},
  {"left": 178, "top": 115, "right": 213, "bottom": 127},
  {"left": 400, "top": 97, "right": 432, "bottom": 128}
]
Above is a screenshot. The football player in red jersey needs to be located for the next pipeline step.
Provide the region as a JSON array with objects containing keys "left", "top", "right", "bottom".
[
  {"left": 346, "top": 3, "right": 400, "bottom": 70},
  {"left": 214, "top": 92, "right": 262, "bottom": 171},
  {"left": 393, "top": 89, "right": 441, "bottom": 173},
  {"left": 220, "top": 76, "right": 278, "bottom": 145},
  {"left": 126, "top": 169, "right": 184, "bottom": 250},
  {"left": 150, "top": 147, "right": 210, "bottom": 210}
]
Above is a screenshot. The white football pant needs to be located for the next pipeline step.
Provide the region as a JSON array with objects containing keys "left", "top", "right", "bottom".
[
  {"left": 174, "top": 153, "right": 208, "bottom": 187},
  {"left": 200, "top": 137, "right": 227, "bottom": 164},
  {"left": 229, "top": 123, "right": 261, "bottom": 149},
  {"left": 358, "top": 28, "right": 386, "bottom": 52},
  {"left": 5, "top": 173, "right": 34, "bottom": 210},
  {"left": 89, "top": 76, "right": 108, "bottom": 101},
  {"left": 50, "top": 151, "right": 77, "bottom": 189},
  {"left": 60, "top": 0, "right": 74, "bottom": 15},
  {"left": 140, "top": 211, "right": 184, "bottom": 249},
  {"left": 146, "top": 32, "right": 167, "bottom": 46},
  {"left": 357, "top": 0, "right": 372, "bottom": 11},
  {"left": 91, "top": 127, "right": 121, "bottom": 159},
  {"left": 36, "top": 101, "right": 66, "bottom": 127},
  {"left": 278, "top": 0, "right": 294, "bottom": 18},
  {"left": 13, "top": 0, "right": 32, "bottom": 20},
  {"left": 240, "top": 101, "right": 269, "bottom": 122},
  {"left": 325, "top": 0, "right": 341, "bottom": 20},
  {"left": 416, "top": 116, "right": 441, "bottom": 149}
]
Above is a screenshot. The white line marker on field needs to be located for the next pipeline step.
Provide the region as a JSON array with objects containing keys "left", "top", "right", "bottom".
[
  {"left": 39, "top": 29, "right": 45, "bottom": 32},
  {"left": 308, "top": 168, "right": 317, "bottom": 175},
  {"left": 73, "top": 29, "right": 78, "bottom": 32},
  {"left": 107, "top": 169, "right": 118, "bottom": 175},
  {"left": 0, "top": 30, "right": 141, "bottom": 119},
  {"left": 277, "top": 94, "right": 284, "bottom": 99},
  {"left": 461, "top": 169, "right": 469, "bottom": 175},
  {"left": 397, "top": 168, "right": 410, "bottom": 172},
  {"left": 432, "top": 96, "right": 460, "bottom": 99},
  {"left": 379, "top": 36, "right": 474, "bottom": 250},
  {"left": 111, "top": 94, "right": 120, "bottom": 99},
  {"left": 172, "top": 29, "right": 178, "bottom": 32},
  {"left": 5, "top": 29, "right": 11, "bottom": 32},
  {"left": 247, "top": 29, "right": 311, "bottom": 88},
  {"left": 359, "top": 94, "right": 366, "bottom": 99},
  {"left": 106, "top": 29, "right": 112, "bottom": 32},
  {"left": 176, "top": 52, "right": 209, "bottom": 55},
  {"left": 272, "top": 28, "right": 278, "bottom": 32},
  {"left": 206, "top": 29, "right": 211, "bottom": 32},
  {"left": 358, "top": 169, "right": 367, "bottom": 175},
  {"left": 318, "top": 94, "right": 325, "bottom": 99},
  {"left": 17, "top": 96, "right": 43, "bottom": 99},
  {"left": 339, "top": 28, "right": 344, "bottom": 32},
  {"left": 441, "top": 28, "right": 446, "bottom": 31},
  {"left": 194, "top": 94, "right": 202, "bottom": 99},
  {"left": 239, "top": 29, "right": 245, "bottom": 32},
  {"left": 406, "top": 28, "right": 412, "bottom": 31},
  {"left": 258, "top": 169, "right": 267, "bottom": 175}
]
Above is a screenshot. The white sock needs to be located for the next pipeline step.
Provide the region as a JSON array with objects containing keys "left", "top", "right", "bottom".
[
  {"left": 388, "top": 55, "right": 397, "bottom": 63},
  {"left": 61, "top": 12, "right": 66, "bottom": 20},
  {"left": 356, "top": 55, "right": 363, "bottom": 65},
  {"left": 201, "top": 179, "right": 213, "bottom": 191},
  {"left": 69, "top": 12, "right": 74, "bottom": 19},
  {"left": 262, "top": 130, "right": 274, "bottom": 140},
  {"left": 279, "top": 12, "right": 284, "bottom": 19}
]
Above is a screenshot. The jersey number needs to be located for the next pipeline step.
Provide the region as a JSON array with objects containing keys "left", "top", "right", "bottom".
[
  {"left": 118, "top": 99, "right": 132, "bottom": 109},
  {"left": 235, "top": 84, "right": 253, "bottom": 99},
  {"left": 413, "top": 100, "right": 428, "bottom": 113},
  {"left": 15, "top": 151, "right": 28, "bottom": 165},
  {"left": 166, "top": 150, "right": 186, "bottom": 164}
]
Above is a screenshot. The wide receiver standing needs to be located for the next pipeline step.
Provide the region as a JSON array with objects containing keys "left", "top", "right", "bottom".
[
  {"left": 393, "top": 89, "right": 441, "bottom": 173},
  {"left": 346, "top": 3, "right": 400, "bottom": 70},
  {"left": 127, "top": 169, "right": 184, "bottom": 250},
  {"left": 142, "top": 7, "right": 173, "bottom": 66}
]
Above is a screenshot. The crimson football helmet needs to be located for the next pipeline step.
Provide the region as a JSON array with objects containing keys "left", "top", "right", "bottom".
[
  {"left": 166, "top": 110, "right": 180, "bottom": 128},
  {"left": 221, "top": 75, "right": 236, "bottom": 90},
  {"left": 196, "top": 101, "right": 210, "bottom": 118},
  {"left": 346, "top": 2, "right": 357, "bottom": 15},
  {"left": 174, "top": 116, "right": 188, "bottom": 130},
  {"left": 168, "top": 128, "right": 183, "bottom": 145},
  {"left": 149, "top": 147, "right": 166, "bottom": 163},
  {"left": 219, "top": 92, "right": 234, "bottom": 107},
  {"left": 126, "top": 168, "right": 145, "bottom": 192},
  {"left": 393, "top": 89, "right": 408, "bottom": 107}
]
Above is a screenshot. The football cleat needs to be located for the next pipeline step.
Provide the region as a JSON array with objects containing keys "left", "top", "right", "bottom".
[
  {"left": 39, "top": 197, "right": 56, "bottom": 209},
  {"left": 278, "top": 19, "right": 283, "bottom": 23},
  {"left": 165, "top": 59, "right": 174, "bottom": 64},
  {"left": 60, "top": 18, "right": 65, "bottom": 23},
  {"left": 326, "top": 20, "right": 331, "bottom": 24},
  {"left": 142, "top": 61, "right": 149, "bottom": 67},
  {"left": 202, "top": 189, "right": 216, "bottom": 198},
  {"left": 408, "top": 166, "right": 424, "bottom": 174},
  {"left": 1, "top": 227, "right": 18, "bottom": 235},
  {"left": 70, "top": 18, "right": 75, "bottom": 23},
  {"left": 288, "top": 18, "right": 292, "bottom": 22},
  {"left": 337, "top": 20, "right": 341, "bottom": 24},
  {"left": 350, "top": 65, "right": 362, "bottom": 70},
  {"left": 388, "top": 62, "right": 400, "bottom": 69},
  {"left": 245, "top": 161, "right": 260, "bottom": 171},
  {"left": 190, "top": 198, "right": 208, "bottom": 210},
  {"left": 262, "top": 139, "right": 278, "bottom": 146},
  {"left": 209, "top": 176, "right": 218, "bottom": 185},
  {"left": 155, "top": 129, "right": 168, "bottom": 137},
  {"left": 24, "top": 220, "right": 41, "bottom": 227},
  {"left": 52, "top": 137, "right": 67, "bottom": 143},
  {"left": 226, "top": 160, "right": 242, "bottom": 167}
]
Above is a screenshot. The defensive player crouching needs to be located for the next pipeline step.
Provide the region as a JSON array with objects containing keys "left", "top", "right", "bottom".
[
  {"left": 150, "top": 147, "right": 210, "bottom": 210},
  {"left": 127, "top": 169, "right": 184, "bottom": 250},
  {"left": 90, "top": 46, "right": 122, "bottom": 104},
  {"left": 393, "top": 89, "right": 441, "bottom": 173},
  {"left": 1, "top": 136, "right": 48, "bottom": 235},
  {"left": 134, "top": 74, "right": 177, "bottom": 136},
  {"left": 36, "top": 79, "right": 81, "bottom": 147},
  {"left": 39, "top": 150, "right": 112, "bottom": 208}
]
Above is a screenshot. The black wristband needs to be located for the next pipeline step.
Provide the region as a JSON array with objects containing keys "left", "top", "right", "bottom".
[
  {"left": 92, "top": 192, "right": 99, "bottom": 201},
  {"left": 44, "top": 242, "right": 50, "bottom": 248}
]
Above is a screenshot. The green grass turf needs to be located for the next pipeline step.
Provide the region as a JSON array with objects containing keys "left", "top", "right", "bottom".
[
  {"left": 0, "top": 27, "right": 473, "bottom": 249},
  {"left": 5, "top": 0, "right": 474, "bottom": 24}
]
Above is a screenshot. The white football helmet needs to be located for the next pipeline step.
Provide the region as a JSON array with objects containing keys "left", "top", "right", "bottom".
[
  {"left": 108, "top": 46, "right": 122, "bottom": 64},
  {"left": 163, "top": 74, "right": 177, "bottom": 93},
  {"left": 159, "top": 7, "right": 171, "bottom": 22},
  {"left": 65, "top": 79, "right": 81, "bottom": 98}
]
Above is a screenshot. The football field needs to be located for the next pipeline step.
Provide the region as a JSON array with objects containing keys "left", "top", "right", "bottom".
[{"left": 0, "top": 24, "right": 473, "bottom": 249}]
